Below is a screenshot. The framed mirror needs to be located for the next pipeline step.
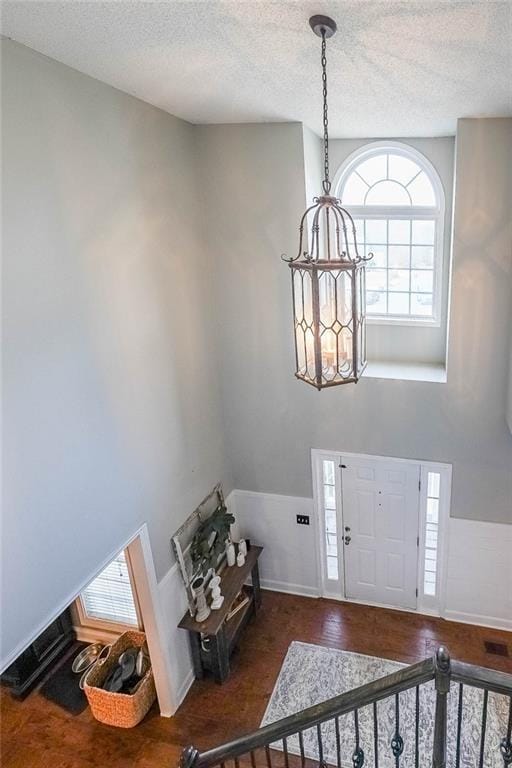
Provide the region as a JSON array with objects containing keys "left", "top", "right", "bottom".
[{"left": 171, "top": 484, "right": 228, "bottom": 616}]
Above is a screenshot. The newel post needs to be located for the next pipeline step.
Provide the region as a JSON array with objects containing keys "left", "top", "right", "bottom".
[
  {"left": 432, "top": 647, "right": 451, "bottom": 768},
  {"left": 180, "top": 745, "right": 200, "bottom": 768}
]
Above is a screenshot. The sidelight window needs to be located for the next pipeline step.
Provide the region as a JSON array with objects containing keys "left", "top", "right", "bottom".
[{"left": 322, "top": 459, "right": 339, "bottom": 580}]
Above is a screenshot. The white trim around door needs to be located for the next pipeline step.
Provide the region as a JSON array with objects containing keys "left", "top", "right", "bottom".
[{"left": 312, "top": 449, "right": 451, "bottom": 617}]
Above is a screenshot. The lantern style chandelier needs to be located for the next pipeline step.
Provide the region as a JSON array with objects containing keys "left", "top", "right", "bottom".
[{"left": 282, "top": 15, "right": 373, "bottom": 390}]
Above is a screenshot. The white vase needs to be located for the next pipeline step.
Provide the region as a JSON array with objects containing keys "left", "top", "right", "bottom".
[
  {"left": 192, "top": 577, "right": 210, "bottom": 623},
  {"left": 238, "top": 539, "right": 247, "bottom": 557},
  {"left": 226, "top": 541, "right": 236, "bottom": 567},
  {"left": 237, "top": 551, "right": 245, "bottom": 567}
]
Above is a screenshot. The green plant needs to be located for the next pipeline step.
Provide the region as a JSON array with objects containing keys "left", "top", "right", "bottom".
[{"left": 190, "top": 504, "right": 235, "bottom": 578}]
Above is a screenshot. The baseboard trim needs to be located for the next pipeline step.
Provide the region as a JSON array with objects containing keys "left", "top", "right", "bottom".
[
  {"left": 443, "top": 610, "right": 512, "bottom": 632},
  {"left": 261, "top": 579, "right": 319, "bottom": 599}
]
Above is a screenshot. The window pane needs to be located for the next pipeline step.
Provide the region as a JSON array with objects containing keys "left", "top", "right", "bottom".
[
  {"left": 427, "top": 472, "right": 440, "bottom": 498},
  {"left": 327, "top": 556, "right": 339, "bottom": 581},
  {"left": 388, "top": 219, "right": 410, "bottom": 244},
  {"left": 326, "top": 532, "right": 338, "bottom": 556},
  {"left": 412, "top": 219, "right": 435, "bottom": 244},
  {"left": 325, "top": 509, "right": 337, "bottom": 534},
  {"left": 366, "top": 244, "right": 386, "bottom": 268},
  {"left": 388, "top": 292, "right": 410, "bottom": 314},
  {"left": 411, "top": 246, "right": 434, "bottom": 268},
  {"left": 81, "top": 550, "right": 138, "bottom": 627},
  {"left": 342, "top": 172, "right": 368, "bottom": 205},
  {"left": 411, "top": 270, "right": 434, "bottom": 293},
  {"left": 323, "top": 460, "right": 335, "bottom": 485},
  {"left": 357, "top": 154, "right": 387, "bottom": 185},
  {"left": 388, "top": 245, "right": 410, "bottom": 268},
  {"left": 411, "top": 293, "right": 433, "bottom": 316},
  {"left": 388, "top": 154, "right": 421, "bottom": 186},
  {"left": 366, "top": 269, "right": 387, "bottom": 291},
  {"left": 324, "top": 484, "right": 336, "bottom": 509},
  {"left": 365, "top": 219, "right": 387, "bottom": 243},
  {"left": 366, "top": 291, "right": 387, "bottom": 314},
  {"left": 427, "top": 498, "right": 439, "bottom": 523},
  {"left": 366, "top": 180, "right": 411, "bottom": 206},
  {"left": 353, "top": 219, "right": 365, "bottom": 248},
  {"left": 407, "top": 172, "right": 436, "bottom": 206},
  {"left": 388, "top": 269, "right": 410, "bottom": 291}
]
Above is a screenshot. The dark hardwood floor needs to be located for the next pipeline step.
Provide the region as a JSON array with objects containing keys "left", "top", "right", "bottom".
[{"left": 1, "top": 591, "right": 511, "bottom": 767}]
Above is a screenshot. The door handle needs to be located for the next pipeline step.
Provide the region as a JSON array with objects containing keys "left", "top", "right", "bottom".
[{"left": 344, "top": 535, "right": 351, "bottom": 545}]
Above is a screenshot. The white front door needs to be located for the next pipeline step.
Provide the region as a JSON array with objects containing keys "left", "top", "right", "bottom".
[{"left": 341, "top": 456, "right": 420, "bottom": 610}]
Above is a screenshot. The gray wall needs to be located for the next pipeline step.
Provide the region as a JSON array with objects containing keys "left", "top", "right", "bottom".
[
  {"left": 199, "top": 118, "right": 512, "bottom": 525},
  {"left": 1, "top": 40, "right": 230, "bottom": 667}
]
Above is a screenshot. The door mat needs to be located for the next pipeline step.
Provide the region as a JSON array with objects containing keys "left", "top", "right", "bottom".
[{"left": 40, "top": 642, "right": 89, "bottom": 715}]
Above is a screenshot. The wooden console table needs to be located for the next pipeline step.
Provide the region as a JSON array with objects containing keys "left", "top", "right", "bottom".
[{"left": 178, "top": 545, "right": 262, "bottom": 683}]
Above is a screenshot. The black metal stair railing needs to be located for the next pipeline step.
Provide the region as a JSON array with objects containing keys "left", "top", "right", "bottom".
[{"left": 180, "top": 648, "right": 512, "bottom": 768}]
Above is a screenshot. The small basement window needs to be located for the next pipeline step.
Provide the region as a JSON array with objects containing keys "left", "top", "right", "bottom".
[{"left": 76, "top": 549, "right": 141, "bottom": 631}]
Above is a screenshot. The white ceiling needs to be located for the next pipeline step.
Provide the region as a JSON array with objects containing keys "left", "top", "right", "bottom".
[{"left": 2, "top": 1, "right": 511, "bottom": 138}]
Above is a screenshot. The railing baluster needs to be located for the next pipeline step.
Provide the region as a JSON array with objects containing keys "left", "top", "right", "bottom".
[
  {"left": 415, "top": 686, "right": 420, "bottom": 768},
  {"left": 455, "top": 683, "right": 463, "bottom": 768},
  {"left": 479, "top": 689, "right": 489, "bottom": 768},
  {"left": 432, "top": 647, "right": 451, "bottom": 768},
  {"left": 282, "top": 738, "right": 289, "bottom": 768},
  {"left": 182, "top": 648, "right": 512, "bottom": 768},
  {"left": 298, "top": 730, "right": 306, "bottom": 768},
  {"left": 373, "top": 701, "right": 379, "bottom": 768},
  {"left": 500, "top": 697, "right": 512, "bottom": 766},
  {"left": 317, "top": 722, "right": 325, "bottom": 766},
  {"left": 352, "top": 708, "right": 364, "bottom": 768},
  {"left": 391, "top": 693, "right": 404, "bottom": 766},
  {"left": 334, "top": 716, "right": 342, "bottom": 768}
]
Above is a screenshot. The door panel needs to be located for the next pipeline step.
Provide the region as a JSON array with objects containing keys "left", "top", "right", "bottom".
[{"left": 342, "top": 457, "right": 420, "bottom": 610}]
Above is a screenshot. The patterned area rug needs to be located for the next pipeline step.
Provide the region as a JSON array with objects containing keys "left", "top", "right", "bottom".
[{"left": 261, "top": 642, "right": 508, "bottom": 768}]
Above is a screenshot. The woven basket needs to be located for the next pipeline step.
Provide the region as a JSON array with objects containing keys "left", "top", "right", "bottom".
[{"left": 84, "top": 630, "right": 156, "bottom": 728}]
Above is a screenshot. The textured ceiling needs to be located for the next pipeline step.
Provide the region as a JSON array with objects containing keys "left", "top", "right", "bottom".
[{"left": 2, "top": 1, "right": 511, "bottom": 137}]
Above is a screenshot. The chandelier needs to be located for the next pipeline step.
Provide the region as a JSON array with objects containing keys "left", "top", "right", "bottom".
[{"left": 282, "top": 15, "right": 372, "bottom": 390}]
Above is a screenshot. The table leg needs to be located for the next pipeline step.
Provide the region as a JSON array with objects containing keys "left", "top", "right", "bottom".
[
  {"left": 189, "top": 631, "right": 203, "bottom": 680},
  {"left": 210, "top": 626, "right": 230, "bottom": 684},
  {"left": 251, "top": 560, "right": 262, "bottom": 612}
]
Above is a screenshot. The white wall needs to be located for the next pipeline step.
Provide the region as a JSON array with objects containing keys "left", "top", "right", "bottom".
[
  {"left": 1, "top": 40, "right": 231, "bottom": 669},
  {"left": 199, "top": 118, "right": 512, "bottom": 527}
]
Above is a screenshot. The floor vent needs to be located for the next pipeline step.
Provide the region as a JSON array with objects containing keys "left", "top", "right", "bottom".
[{"left": 484, "top": 641, "right": 509, "bottom": 657}]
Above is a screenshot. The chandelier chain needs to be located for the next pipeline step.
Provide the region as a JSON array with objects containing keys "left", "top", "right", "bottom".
[{"left": 321, "top": 30, "right": 330, "bottom": 194}]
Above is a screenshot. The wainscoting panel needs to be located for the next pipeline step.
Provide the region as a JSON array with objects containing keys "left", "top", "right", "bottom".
[
  {"left": 157, "top": 491, "right": 510, "bottom": 712},
  {"left": 157, "top": 562, "right": 194, "bottom": 710},
  {"left": 444, "top": 518, "right": 512, "bottom": 630},
  {"left": 230, "top": 490, "right": 320, "bottom": 598}
]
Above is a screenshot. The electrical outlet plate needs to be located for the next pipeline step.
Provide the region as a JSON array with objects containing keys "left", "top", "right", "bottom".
[{"left": 296, "top": 515, "right": 310, "bottom": 525}]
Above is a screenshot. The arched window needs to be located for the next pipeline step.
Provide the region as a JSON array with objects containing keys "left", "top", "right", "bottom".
[{"left": 334, "top": 142, "right": 445, "bottom": 323}]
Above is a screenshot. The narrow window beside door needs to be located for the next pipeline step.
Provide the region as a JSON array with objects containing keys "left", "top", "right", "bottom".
[
  {"left": 323, "top": 459, "right": 339, "bottom": 580},
  {"left": 423, "top": 472, "right": 440, "bottom": 596}
]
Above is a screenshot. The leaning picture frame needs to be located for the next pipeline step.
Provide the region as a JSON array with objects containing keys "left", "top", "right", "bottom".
[{"left": 171, "top": 484, "right": 226, "bottom": 616}]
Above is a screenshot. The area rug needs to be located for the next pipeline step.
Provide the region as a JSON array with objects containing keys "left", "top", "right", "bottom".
[{"left": 261, "top": 642, "right": 509, "bottom": 768}]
